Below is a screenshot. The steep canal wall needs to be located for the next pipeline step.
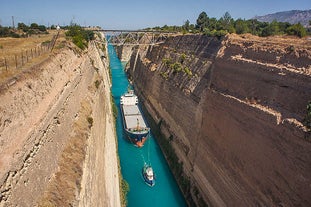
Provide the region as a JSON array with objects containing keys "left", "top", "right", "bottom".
[
  {"left": 118, "top": 34, "right": 311, "bottom": 207},
  {"left": 0, "top": 34, "right": 120, "bottom": 206}
]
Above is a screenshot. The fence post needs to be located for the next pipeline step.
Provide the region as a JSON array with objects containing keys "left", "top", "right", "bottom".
[
  {"left": 21, "top": 51, "right": 24, "bottom": 66},
  {"left": 15, "top": 54, "right": 17, "bottom": 69},
  {"left": 4, "top": 58, "right": 8, "bottom": 71},
  {"left": 31, "top": 48, "right": 33, "bottom": 58},
  {"left": 26, "top": 50, "right": 28, "bottom": 62}
]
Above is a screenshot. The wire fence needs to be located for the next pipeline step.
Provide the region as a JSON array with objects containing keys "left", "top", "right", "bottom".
[{"left": 0, "top": 32, "right": 59, "bottom": 72}]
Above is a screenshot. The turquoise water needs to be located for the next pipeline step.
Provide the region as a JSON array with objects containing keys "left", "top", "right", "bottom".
[{"left": 108, "top": 44, "right": 187, "bottom": 207}]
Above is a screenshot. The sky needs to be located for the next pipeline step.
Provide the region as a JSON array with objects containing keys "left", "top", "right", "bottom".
[{"left": 0, "top": 0, "right": 310, "bottom": 29}]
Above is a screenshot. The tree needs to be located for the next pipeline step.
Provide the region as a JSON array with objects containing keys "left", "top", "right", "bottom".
[
  {"left": 17, "top": 22, "right": 28, "bottom": 31},
  {"left": 183, "top": 20, "right": 190, "bottom": 31},
  {"left": 303, "top": 101, "right": 311, "bottom": 135},
  {"left": 286, "top": 23, "right": 307, "bottom": 37},
  {"left": 38, "top": 25, "right": 47, "bottom": 32},
  {"left": 261, "top": 21, "right": 280, "bottom": 36},
  {"left": 196, "top": 11, "right": 209, "bottom": 32},
  {"left": 30, "top": 23, "right": 39, "bottom": 29},
  {"left": 208, "top": 17, "right": 218, "bottom": 31},
  {"left": 235, "top": 19, "right": 249, "bottom": 34},
  {"left": 220, "top": 11, "right": 234, "bottom": 32}
]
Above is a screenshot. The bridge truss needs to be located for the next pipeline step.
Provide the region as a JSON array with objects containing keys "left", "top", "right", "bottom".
[{"left": 96, "top": 30, "right": 175, "bottom": 46}]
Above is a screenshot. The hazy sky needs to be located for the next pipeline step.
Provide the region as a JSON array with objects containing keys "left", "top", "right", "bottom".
[{"left": 0, "top": 0, "right": 310, "bottom": 29}]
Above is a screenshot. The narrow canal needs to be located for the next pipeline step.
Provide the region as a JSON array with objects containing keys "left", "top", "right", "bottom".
[{"left": 108, "top": 44, "right": 187, "bottom": 207}]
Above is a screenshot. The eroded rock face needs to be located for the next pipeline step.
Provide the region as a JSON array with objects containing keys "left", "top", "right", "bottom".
[
  {"left": 0, "top": 48, "right": 88, "bottom": 206},
  {"left": 115, "top": 45, "right": 135, "bottom": 62},
  {"left": 124, "top": 34, "right": 311, "bottom": 207},
  {"left": 0, "top": 39, "right": 120, "bottom": 207}
]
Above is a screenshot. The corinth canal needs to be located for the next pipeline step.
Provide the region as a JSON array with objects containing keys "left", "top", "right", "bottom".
[{"left": 108, "top": 44, "right": 187, "bottom": 207}]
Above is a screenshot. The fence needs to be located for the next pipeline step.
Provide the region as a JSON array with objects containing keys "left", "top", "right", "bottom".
[{"left": 0, "top": 31, "right": 59, "bottom": 72}]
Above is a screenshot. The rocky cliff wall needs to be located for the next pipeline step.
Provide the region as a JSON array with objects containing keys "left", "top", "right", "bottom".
[
  {"left": 115, "top": 45, "right": 134, "bottom": 62},
  {"left": 0, "top": 36, "right": 120, "bottom": 206},
  {"left": 124, "top": 34, "right": 311, "bottom": 207}
]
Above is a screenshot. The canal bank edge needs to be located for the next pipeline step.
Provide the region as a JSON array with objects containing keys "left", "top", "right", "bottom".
[{"left": 78, "top": 34, "right": 122, "bottom": 207}]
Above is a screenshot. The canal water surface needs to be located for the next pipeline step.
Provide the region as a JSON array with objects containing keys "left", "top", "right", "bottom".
[{"left": 108, "top": 44, "right": 187, "bottom": 207}]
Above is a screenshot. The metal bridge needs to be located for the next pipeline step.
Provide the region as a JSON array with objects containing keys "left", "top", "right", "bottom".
[{"left": 94, "top": 29, "right": 176, "bottom": 46}]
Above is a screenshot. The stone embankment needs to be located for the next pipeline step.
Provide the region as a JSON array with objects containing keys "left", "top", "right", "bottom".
[
  {"left": 120, "top": 34, "right": 311, "bottom": 207},
  {"left": 0, "top": 34, "right": 120, "bottom": 206}
]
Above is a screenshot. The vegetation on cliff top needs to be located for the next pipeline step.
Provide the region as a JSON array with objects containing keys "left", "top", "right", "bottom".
[
  {"left": 304, "top": 102, "right": 311, "bottom": 135},
  {"left": 65, "top": 24, "right": 94, "bottom": 50},
  {"left": 146, "top": 11, "right": 310, "bottom": 38},
  {"left": 0, "top": 22, "right": 48, "bottom": 38}
]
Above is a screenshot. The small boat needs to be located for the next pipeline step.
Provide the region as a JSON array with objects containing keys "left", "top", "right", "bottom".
[{"left": 142, "top": 164, "right": 155, "bottom": 187}]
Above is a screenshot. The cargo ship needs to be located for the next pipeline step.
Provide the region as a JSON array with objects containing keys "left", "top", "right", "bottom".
[{"left": 120, "top": 89, "right": 150, "bottom": 147}]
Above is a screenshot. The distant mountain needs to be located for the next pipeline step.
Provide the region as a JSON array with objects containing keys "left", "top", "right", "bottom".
[{"left": 254, "top": 10, "right": 311, "bottom": 27}]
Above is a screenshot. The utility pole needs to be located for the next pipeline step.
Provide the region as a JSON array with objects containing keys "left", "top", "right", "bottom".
[{"left": 12, "top": 16, "right": 15, "bottom": 29}]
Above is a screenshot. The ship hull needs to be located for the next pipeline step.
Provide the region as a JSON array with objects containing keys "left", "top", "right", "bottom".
[
  {"left": 124, "top": 130, "right": 148, "bottom": 147},
  {"left": 142, "top": 165, "right": 155, "bottom": 187},
  {"left": 120, "top": 93, "right": 150, "bottom": 147}
]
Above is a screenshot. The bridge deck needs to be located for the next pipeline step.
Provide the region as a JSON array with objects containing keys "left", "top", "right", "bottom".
[{"left": 95, "top": 29, "right": 176, "bottom": 45}]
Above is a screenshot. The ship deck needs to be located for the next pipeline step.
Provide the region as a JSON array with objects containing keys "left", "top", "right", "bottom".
[{"left": 122, "top": 105, "right": 147, "bottom": 129}]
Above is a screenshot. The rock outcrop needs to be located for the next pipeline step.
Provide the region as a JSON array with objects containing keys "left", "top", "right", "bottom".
[
  {"left": 123, "top": 34, "right": 311, "bottom": 207},
  {"left": 115, "top": 45, "right": 134, "bottom": 62},
  {"left": 0, "top": 35, "right": 120, "bottom": 207}
]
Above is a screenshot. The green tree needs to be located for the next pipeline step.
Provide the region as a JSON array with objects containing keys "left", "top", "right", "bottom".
[
  {"left": 235, "top": 19, "right": 249, "bottom": 34},
  {"left": 286, "top": 23, "right": 307, "bottom": 37},
  {"left": 0, "top": 26, "right": 10, "bottom": 37},
  {"left": 196, "top": 11, "right": 209, "bottom": 32},
  {"left": 303, "top": 102, "right": 311, "bottom": 134},
  {"left": 183, "top": 20, "right": 190, "bottom": 31},
  {"left": 38, "top": 25, "right": 47, "bottom": 32},
  {"left": 65, "top": 24, "right": 94, "bottom": 50},
  {"left": 222, "top": 12, "right": 232, "bottom": 27},
  {"left": 278, "top": 22, "right": 291, "bottom": 33},
  {"left": 17, "top": 22, "right": 28, "bottom": 31},
  {"left": 208, "top": 17, "right": 218, "bottom": 31},
  {"left": 30, "top": 23, "right": 39, "bottom": 29}
]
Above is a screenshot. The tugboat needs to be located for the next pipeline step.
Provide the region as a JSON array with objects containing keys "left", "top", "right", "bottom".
[
  {"left": 120, "top": 89, "right": 150, "bottom": 147},
  {"left": 142, "top": 164, "right": 155, "bottom": 187}
]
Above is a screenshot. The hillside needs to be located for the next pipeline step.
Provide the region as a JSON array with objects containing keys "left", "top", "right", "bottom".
[{"left": 254, "top": 9, "right": 311, "bottom": 27}]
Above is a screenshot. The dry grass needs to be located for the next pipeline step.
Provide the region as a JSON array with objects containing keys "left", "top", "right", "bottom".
[
  {"left": 0, "top": 30, "right": 67, "bottom": 86},
  {"left": 38, "top": 99, "right": 92, "bottom": 207},
  {"left": 0, "top": 30, "right": 58, "bottom": 57},
  {"left": 229, "top": 33, "right": 311, "bottom": 50}
]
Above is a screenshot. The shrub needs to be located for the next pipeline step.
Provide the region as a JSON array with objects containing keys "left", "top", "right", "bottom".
[
  {"left": 38, "top": 25, "right": 47, "bottom": 32},
  {"left": 183, "top": 67, "right": 193, "bottom": 77},
  {"left": 72, "top": 34, "right": 86, "bottom": 50},
  {"left": 171, "top": 62, "right": 183, "bottom": 72},
  {"left": 286, "top": 23, "right": 307, "bottom": 38},
  {"left": 65, "top": 24, "right": 94, "bottom": 50},
  {"left": 162, "top": 58, "right": 172, "bottom": 67},
  {"left": 160, "top": 72, "right": 169, "bottom": 80},
  {"left": 87, "top": 116, "right": 93, "bottom": 128},
  {"left": 303, "top": 101, "right": 311, "bottom": 132},
  {"left": 94, "top": 80, "right": 100, "bottom": 89},
  {"left": 180, "top": 53, "right": 187, "bottom": 63},
  {"left": 121, "top": 178, "right": 129, "bottom": 207}
]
